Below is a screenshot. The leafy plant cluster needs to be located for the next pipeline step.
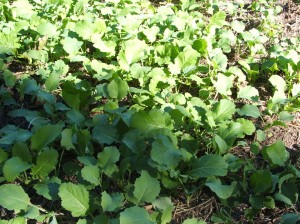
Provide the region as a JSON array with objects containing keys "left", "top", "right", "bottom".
[{"left": 0, "top": 0, "right": 300, "bottom": 223}]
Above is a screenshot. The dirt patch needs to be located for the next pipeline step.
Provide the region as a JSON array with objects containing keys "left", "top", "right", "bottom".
[{"left": 278, "top": 0, "right": 300, "bottom": 38}]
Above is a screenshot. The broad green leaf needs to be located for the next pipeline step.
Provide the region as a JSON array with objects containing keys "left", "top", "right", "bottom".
[
  {"left": 93, "top": 40, "right": 116, "bottom": 56},
  {"left": 97, "top": 146, "right": 120, "bottom": 177},
  {"left": 61, "top": 128, "right": 75, "bottom": 150},
  {"left": 151, "top": 135, "right": 181, "bottom": 169},
  {"left": 23, "top": 205, "right": 40, "bottom": 219},
  {"left": 11, "top": 0, "right": 34, "bottom": 19},
  {"left": 66, "top": 110, "right": 85, "bottom": 125},
  {"left": 212, "top": 99, "right": 236, "bottom": 123},
  {"left": 3, "top": 69, "right": 16, "bottom": 87},
  {"left": 256, "top": 130, "right": 266, "bottom": 142},
  {"left": 31, "top": 123, "right": 64, "bottom": 151},
  {"left": 231, "top": 20, "right": 245, "bottom": 33},
  {"left": 118, "top": 39, "right": 148, "bottom": 71},
  {"left": 81, "top": 165, "right": 100, "bottom": 185},
  {"left": 37, "top": 21, "right": 57, "bottom": 37},
  {"left": 33, "top": 176, "right": 61, "bottom": 200},
  {"left": 31, "top": 148, "right": 58, "bottom": 178},
  {"left": 74, "top": 19, "right": 106, "bottom": 40},
  {"left": 101, "top": 191, "right": 124, "bottom": 212},
  {"left": 152, "top": 197, "right": 173, "bottom": 224},
  {"left": 250, "top": 170, "right": 272, "bottom": 193},
  {"left": 238, "top": 105, "right": 260, "bottom": 118},
  {"left": 62, "top": 37, "right": 83, "bottom": 55},
  {"left": 133, "top": 171, "right": 161, "bottom": 204},
  {"left": 214, "top": 73, "right": 233, "bottom": 95},
  {"left": 205, "top": 177, "right": 235, "bottom": 199},
  {"left": 214, "top": 135, "right": 228, "bottom": 154},
  {"left": 211, "top": 50, "right": 228, "bottom": 71},
  {"left": 262, "top": 141, "right": 289, "bottom": 166},
  {"left": 278, "top": 111, "right": 295, "bottom": 121},
  {"left": 106, "top": 78, "right": 129, "bottom": 100},
  {"left": 209, "top": 11, "right": 226, "bottom": 27},
  {"left": 0, "top": 184, "right": 31, "bottom": 211},
  {"left": 120, "top": 206, "right": 153, "bottom": 224},
  {"left": 143, "top": 26, "right": 160, "bottom": 43},
  {"left": 237, "top": 86, "right": 259, "bottom": 100},
  {"left": 59, "top": 183, "right": 89, "bottom": 217},
  {"left": 0, "top": 148, "right": 8, "bottom": 164},
  {"left": 3, "top": 157, "right": 31, "bottom": 182},
  {"left": 174, "top": 48, "right": 199, "bottom": 70},
  {"left": 292, "top": 83, "right": 300, "bottom": 96},
  {"left": 249, "top": 196, "right": 275, "bottom": 209},
  {"left": 186, "top": 154, "right": 228, "bottom": 178},
  {"left": 192, "top": 39, "right": 207, "bottom": 54},
  {"left": 280, "top": 213, "right": 300, "bottom": 224},
  {"left": 269, "top": 75, "right": 286, "bottom": 92},
  {"left": 45, "top": 73, "right": 61, "bottom": 92},
  {"left": 182, "top": 218, "right": 206, "bottom": 224},
  {"left": 12, "top": 142, "right": 32, "bottom": 162},
  {"left": 218, "top": 122, "right": 243, "bottom": 146},
  {"left": 236, "top": 118, "right": 256, "bottom": 135},
  {"left": 92, "top": 124, "right": 118, "bottom": 145},
  {"left": 130, "top": 109, "right": 173, "bottom": 133}
]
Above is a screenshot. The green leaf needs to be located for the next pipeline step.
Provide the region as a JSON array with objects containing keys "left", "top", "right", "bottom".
[
  {"left": 205, "top": 177, "right": 235, "bottom": 199},
  {"left": 182, "top": 218, "right": 206, "bottom": 224},
  {"left": 249, "top": 196, "right": 275, "bottom": 209},
  {"left": 152, "top": 197, "right": 173, "bottom": 224},
  {"left": 250, "top": 170, "right": 272, "bottom": 193},
  {"left": 12, "top": 142, "right": 32, "bottom": 163},
  {"left": 37, "top": 21, "right": 57, "bottom": 37},
  {"left": 61, "top": 128, "right": 75, "bottom": 150},
  {"left": 0, "top": 184, "right": 31, "bottom": 211},
  {"left": 58, "top": 183, "right": 89, "bottom": 217},
  {"left": 0, "top": 147, "right": 8, "bottom": 164},
  {"left": 237, "top": 86, "right": 259, "bottom": 100},
  {"left": 174, "top": 48, "right": 200, "bottom": 70},
  {"left": 278, "top": 111, "right": 295, "bottom": 121},
  {"left": 256, "top": 130, "right": 266, "bottom": 142},
  {"left": 212, "top": 99, "right": 236, "bottom": 123},
  {"left": 231, "top": 20, "right": 245, "bottom": 33},
  {"left": 3, "top": 157, "right": 31, "bottom": 182},
  {"left": 280, "top": 213, "right": 300, "bottom": 224},
  {"left": 130, "top": 109, "right": 173, "bottom": 133},
  {"left": 133, "top": 171, "right": 161, "bottom": 204},
  {"left": 106, "top": 78, "right": 129, "bottom": 100},
  {"left": 214, "top": 73, "right": 233, "bottom": 95},
  {"left": 31, "top": 149, "right": 58, "bottom": 178},
  {"left": 92, "top": 124, "right": 118, "bottom": 145},
  {"left": 31, "top": 123, "right": 64, "bottom": 152},
  {"left": 186, "top": 154, "right": 228, "bottom": 178},
  {"left": 81, "top": 165, "right": 100, "bottom": 185},
  {"left": 211, "top": 49, "right": 228, "bottom": 71},
  {"left": 3, "top": 69, "right": 16, "bottom": 87},
  {"left": 192, "top": 39, "right": 207, "bottom": 54},
  {"left": 33, "top": 176, "right": 61, "bottom": 200},
  {"left": 238, "top": 105, "right": 260, "bottom": 118},
  {"left": 236, "top": 118, "right": 256, "bottom": 135},
  {"left": 62, "top": 37, "right": 83, "bottom": 55},
  {"left": 151, "top": 135, "right": 181, "bottom": 169},
  {"left": 118, "top": 39, "right": 148, "bottom": 71},
  {"left": 209, "top": 11, "right": 226, "bottom": 27},
  {"left": 262, "top": 141, "right": 289, "bottom": 166},
  {"left": 120, "top": 206, "right": 153, "bottom": 224},
  {"left": 101, "top": 191, "right": 124, "bottom": 212},
  {"left": 214, "top": 135, "right": 228, "bottom": 154},
  {"left": 66, "top": 110, "right": 85, "bottom": 125},
  {"left": 97, "top": 146, "right": 120, "bottom": 177},
  {"left": 269, "top": 75, "right": 286, "bottom": 92}
]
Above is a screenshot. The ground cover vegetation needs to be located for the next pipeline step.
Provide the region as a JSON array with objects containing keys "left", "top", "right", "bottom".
[{"left": 0, "top": 0, "right": 300, "bottom": 223}]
